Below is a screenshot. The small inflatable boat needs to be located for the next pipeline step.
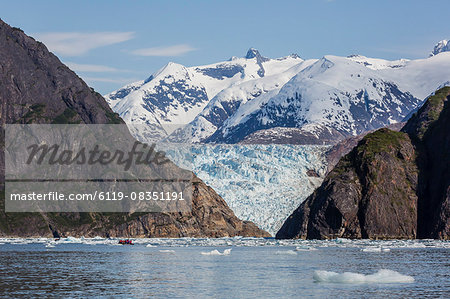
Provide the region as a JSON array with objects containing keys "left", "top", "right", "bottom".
[{"left": 118, "top": 239, "right": 134, "bottom": 245}]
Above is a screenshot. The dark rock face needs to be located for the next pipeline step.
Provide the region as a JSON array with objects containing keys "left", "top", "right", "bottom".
[
  {"left": 403, "top": 87, "right": 450, "bottom": 239},
  {"left": 98, "top": 176, "right": 268, "bottom": 238},
  {"left": 0, "top": 22, "right": 121, "bottom": 126},
  {"left": 0, "top": 19, "right": 269, "bottom": 238},
  {"left": 277, "top": 87, "right": 450, "bottom": 240},
  {"left": 196, "top": 64, "right": 244, "bottom": 80}
]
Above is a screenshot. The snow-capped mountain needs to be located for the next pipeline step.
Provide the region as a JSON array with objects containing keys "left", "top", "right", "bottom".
[
  {"left": 105, "top": 48, "right": 302, "bottom": 142},
  {"left": 107, "top": 43, "right": 450, "bottom": 145},
  {"left": 208, "top": 53, "right": 450, "bottom": 143},
  {"left": 167, "top": 56, "right": 313, "bottom": 143},
  {"left": 430, "top": 39, "right": 450, "bottom": 56}
]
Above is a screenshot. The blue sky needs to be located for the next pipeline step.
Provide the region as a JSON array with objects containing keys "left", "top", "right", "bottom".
[{"left": 2, "top": 0, "right": 449, "bottom": 94}]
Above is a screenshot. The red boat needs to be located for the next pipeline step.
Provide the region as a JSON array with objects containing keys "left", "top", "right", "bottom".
[{"left": 118, "top": 239, "right": 134, "bottom": 245}]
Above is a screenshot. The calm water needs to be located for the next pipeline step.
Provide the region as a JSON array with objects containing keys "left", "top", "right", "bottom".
[{"left": 0, "top": 238, "right": 449, "bottom": 298}]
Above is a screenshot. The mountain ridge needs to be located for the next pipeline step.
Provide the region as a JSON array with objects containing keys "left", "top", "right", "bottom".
[
  {"left": 107, "top": 45, "right": 450, "bottom": 146},
  {"left": 105, "top": 48, "right": 302, "bottom": 143}
]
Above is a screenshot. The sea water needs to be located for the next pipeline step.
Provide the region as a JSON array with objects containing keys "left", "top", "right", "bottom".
[{"left": 0, "top": 237, "right": 448, "bottom": 298}]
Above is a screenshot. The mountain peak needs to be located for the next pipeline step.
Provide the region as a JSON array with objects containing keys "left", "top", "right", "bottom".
[
  {"left": 150, "top": 61, "right": 186, "bottom": 78},
  {"left": 245, "top": 48, "right": 262, "bottom": 59},
  {"left": 430, "top": 39, "right": 450, "bottom": 57},
  {"left": 144, "top": 62, "right": 185, "bottom": 84}
]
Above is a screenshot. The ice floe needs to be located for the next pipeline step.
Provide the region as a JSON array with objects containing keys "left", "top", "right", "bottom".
[
  {"left": 275, "top": 250, "right": 297, "bottom": 255},
  {"left": 201, "top": 248, "right": 232, "bottom": 256},
  {"left": 313, "top": 269, "right": 414, "bottom": 284},
  {"left": 295, "top": 246, "right": 318, "bottom": 251},
  {"left": 361, "top": 247, "right": 382, "bottom": 252},
  {"left": 0, "top": 237, "right": 448, "bottom": 250},
  {"left": 159, "top": 250, "right": 175, "bottom": 253}
]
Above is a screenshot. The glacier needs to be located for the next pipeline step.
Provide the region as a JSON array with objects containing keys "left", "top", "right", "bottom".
[{"left": 161, "top": 144, "right": 330, "bottom": 235}]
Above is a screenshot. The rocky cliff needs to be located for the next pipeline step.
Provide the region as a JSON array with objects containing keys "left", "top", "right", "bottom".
[
  {"left": 324, "top": 122, "right": 405, "bottom": 175},
  {"left": 276, "top": 87, "right": 450, "bottom": 240},
  {"left": 0, "top": 19, "right": 269, "bottom": 238}
]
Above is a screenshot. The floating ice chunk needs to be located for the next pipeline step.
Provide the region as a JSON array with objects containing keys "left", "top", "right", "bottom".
[
  {"left": 11, "top": 238, "right": 31, "bottom": 245},
  {"left": 275, "top": 250, "right": 297, "bottom": 255},
  {"left": 65, "top": 237, "right": 81, "bottom": 243},
  {"left": 362, "top": 247, "right": 382, "bottom": 252},
  {"left": 82, "top": 240, "right": 100, "bottom": 245},
  {"left": 45, "top": 243, "right": 55, "bottom": 248},
  {"left": 335, "top": 238, "right": 351, "bottom": 244},
  {"left": 201, "top": 248, "right": 232, "bottom": 256},
  {"left": 201, "top": 249, "right": 221, "bottom": 256},
  {"left": 361, "top": 247, "right": 391, "bottom": 252},
  {"left": 159, "top": 250, "right": 175, "bottom": 253},
  {"left": 313, "top": 269, "right": 414, "bottom": 284},
  {"left": 295, "top": 246, "right": 318, "bottom": 251}
]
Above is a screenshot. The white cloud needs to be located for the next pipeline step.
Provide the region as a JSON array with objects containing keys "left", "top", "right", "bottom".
[
  {"left": 35, "top": 32, "right": 135, "bottom": 56},
  {"left": 65, "top": 62, "right": 119, "bottom": 72},
  {"left": 131, "top": 44, "right": 196, "bottom": 56}
]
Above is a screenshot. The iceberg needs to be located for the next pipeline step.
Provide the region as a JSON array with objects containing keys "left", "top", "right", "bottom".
[
  {"left": 275, "top": 250, "right": 297, "bottom": 255},
  {"left": 361, "top": 247, "right": 382, "bottom": 252},
  {"left": 313, "top": 269, "right": 414, "bottom": 284},
  {"left": 159, "top": 249, "right": 175, "bottom": 253},
  {"left": 201, "top": 248, "right": 232, "bottom": 256},
  {"left": 295, "top": 246, "right": 318, "bottom": 251}
]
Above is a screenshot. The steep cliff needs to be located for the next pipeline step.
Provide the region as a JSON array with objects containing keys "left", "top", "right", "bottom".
[
  {"left": 0, "top": 19, "right": 269, "bottom": 238},
  {"left": 277, "top": 87, "right": 450, "bottom": 240}
]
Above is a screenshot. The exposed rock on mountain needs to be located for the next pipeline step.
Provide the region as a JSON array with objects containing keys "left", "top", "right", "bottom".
[
  {"left": 430, "top": 39, "right": 450, "bottom": 56},
  {"left": 239, "top": 124, "right": 348, "bottom": 145},
  {"left": 0, "top": 19, "right": 269, "bottom": 238},
  {"left": 276, "top": 87, "right": 450, "bottom": 240}
]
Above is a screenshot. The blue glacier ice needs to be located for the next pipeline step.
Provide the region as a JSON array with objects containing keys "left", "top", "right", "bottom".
[{"left": 163, "top": 144, "right": 330, "bottom": 235}]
